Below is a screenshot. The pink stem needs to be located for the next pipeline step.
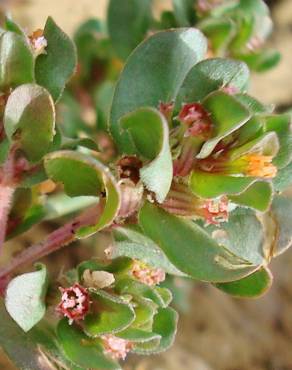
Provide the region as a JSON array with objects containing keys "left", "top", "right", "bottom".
[
  {"left": 0, "top": 185, "right": 14, "bottom": 251},
  {"left": 0, "top": 203, "right": 103, "bottom": 282}
]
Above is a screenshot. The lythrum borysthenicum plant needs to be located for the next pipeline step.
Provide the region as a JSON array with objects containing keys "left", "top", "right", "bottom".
[{"left": 0, "top": 1, "right": 291, "bottom": 369}]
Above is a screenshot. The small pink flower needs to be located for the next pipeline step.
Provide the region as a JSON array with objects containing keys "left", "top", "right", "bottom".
[
  {"left": 101, "top": 334, "right": 133, "bottom": 360},
  {"left": 56, "top": 283, "right": 90, "bottom": 324},
  {"left": 178, "top": 103, "right": 212, "bottom": 140},
  {"left": 132, "top": 260, "right": 165, "bottom": 286},
  {"left": 202, "top": 196, "right": 229, "bottom": 225}
]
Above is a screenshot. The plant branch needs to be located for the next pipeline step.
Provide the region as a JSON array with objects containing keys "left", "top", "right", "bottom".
[
  {"left": 0, "top": 145, "right": 18, "bottom": 254},
  {"left": 0, "top": 203, "right": 103, "bottom": 282},
  {"left": 0, "top": 185, "right": 15, "bottom": 251}
]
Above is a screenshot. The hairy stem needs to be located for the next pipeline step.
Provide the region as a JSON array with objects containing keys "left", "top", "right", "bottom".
[
  {"left": 0, "top": 185, "right": 14, "bottom": 251},
  {"left": 0, "top": 145, "right": 18, "bottom": 254},
  {"left": 0, "top": 203, "right": 103, "bottom": 282}
]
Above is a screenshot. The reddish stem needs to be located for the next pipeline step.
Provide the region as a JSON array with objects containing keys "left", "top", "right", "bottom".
[
  {"left": 0, "top": 185, "right": 14, "bottom": 251},
  {"left": 0, "top": 203, "right": 103, "bottom": 283},
  {"left": 0, "top": 145, "right": 18, "bottom": 254}
]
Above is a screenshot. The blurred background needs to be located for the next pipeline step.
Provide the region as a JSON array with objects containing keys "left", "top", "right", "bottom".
[{"left": 2, "top": 0, "right": 292, "bottom": 369}]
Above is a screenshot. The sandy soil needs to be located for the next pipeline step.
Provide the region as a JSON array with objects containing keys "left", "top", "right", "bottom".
[{"left": 1, "top": 1, "right": 292, "bottom": 369}]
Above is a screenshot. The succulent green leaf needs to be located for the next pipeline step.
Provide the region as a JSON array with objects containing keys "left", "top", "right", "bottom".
[
  {"left": 0, "top": 31, "right": 34, "bottom": 89},
  {"left": 35, "top": 17, "right": 77, "bottom": 102},
  {"left": 263, "top": 114, "right": 292, "bottom": 169},
  {"left": 4, "top": 83, "right": 55, "bottom": 162},
  {"left": 215, "top": 266, "right": 273, "bottom": 298},
  {"left": 44, "top": 151, "right": 120, "bottom": 237},
  {"left": 199, "top": 18, "right": 236, "bottom": 54},
  {"left": 190, "top": 170, "right": 255, "bottom": 198},
  {"left": 45, "top": 151, "right": 103, "bottom": 197},
  {"left": 115, "top": 278, "right": 166, "bottom": 307},
  {"left": 57, "top": 319, "right": 120, "bottom": 369},
  {"left": 207, "top": 208, "right": 265, "bottom": 265},
  {"left": 197, "top": 91, "right": 251, "bottom": 159},
  {"left": 110, "top": 28, "right": 207, "bottom": 152},
  {"left": 5, "top": 264, "right": 48, "bottom": 332},
  {"left": 108, "top": 0, "right": 152, "bottom": 60},
  {"left": 139, "top": 202, "right": 257, "bottom": 282},
  {"left": 132, "top": 337, "right": 161, "bottom": 354},
  {"left": 273, "top": 162, "right": 292, "bottom": 192},
  {"left": 177, "top": 58, "right": 250, "bottom": 105},
  {"left": 270, "top": 195, "right": 292, "bottom": 257},
  {"left": 0, "top": 301, "right": 77, "bottom": 370},
  {"left": 235, "top": 94, "right": 273, "bottom": 114},
  {"left": 155, "top": 287, "right": 173, "bottom": 307},
  {"left": 117, "top": 328, "right": 161, "bottom": 343},
  {"left": 131, "top": 298, "right": 156, "bottom": 328},
  {"left": 172, "top": 0, "right": 196, "bottom": 26},
  {"left": 230, "top": 181, "right": 273, "bottom": 212},
  {"left": 149, "top": 307, "right": 178, "bottom": 353},
  {"left": 84, "top": 290, "right": 135, "bottom": 337},
  {"left": 121, "top": 107, "right": 172, "bottom": 202},
  {"left": 237, "top": 49, "right": 281, "bottom": 72},
  {"left": 112, "top": 226, "right": 185, "bottom": 276},
  {"left": 229, "top": 131, "right": 279, "bottom": 160}
]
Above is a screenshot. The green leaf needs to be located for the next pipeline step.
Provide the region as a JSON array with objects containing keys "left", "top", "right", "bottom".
[
  {"left": 263, "top": 114, "right": 292, "bottom": 169},
  {"left": 35, "top": 17, "right": 77, "bottom": 102},
  {"left": 230, "top": 181, "right": 273, "bottom": 212},
  {"left": 84, "top": 290, "right": 135, "bottom": 337},
  {"left": 57, "top": 319, "right": 120, "bottom": 369},
  {"left": 176, "top": 58, "right": 250, "bottom": 105},
  {"left": 235, "top": 94, "right": 273, "bottom": 114},
  {"left": 117, "top": 328, "right": 161, "bottom": 343},
  {"left": 0, "top": 31, "right": 34, "bottom": 89},
  {"left": 45, "top": 151, "right": 102, "bottom": 196},
  {"left": 207, "top": 208, "right": 265, "bottom": 265},
  {"left": 112, "top": 226, "right": 185, "bottom": 276},
  {"left": 273, "top": 162, "right": 292, "bottom": 192},
  {"left": 94, "top": 81, "right": 115, "bottom": 131},
  {"left": 270, "top": 195, "right": 292, "bottom": 257},
  {"left": 0, "top": 301, "right": 72, "bottom": 370},
  {"left": 237, "top": 49, "right": 281, "bottom": 72},
  {"left": 189, "top": 170, "right": 255, "bottom": 198},
  {"left": 172, "top": 0, "right": 196, "bottom": 26},
  {"left": 215, "top": 266, "right": 272, "bottom": 298},
  {"left": 199, "top": 18, "right": 236, "bottom": 54},
  {"left": 115, "top": 278, "right": 166, "bottom": 307},
  {"left": 4, "top": 83, "right": 55, "bottom": 162},
  {"left": 44, "top": 151, "right": 120, "bottom": 237},
  {"left": 139, "top": 202, "right": 257, "bottom": 282},
  {"left": 110, "top": 28, "right": 207, "bottom": 152},
  {"left": 108, "top": 0, "right": 152, "bottom": 60},
  {"left": 131, "top": 298, "right": 156, "bottom": 328},
  {"left": 229, "top": 131, "right": 279, "bottom": 160},
  {"left": 197, "top": 91, "right": 251, "bottom": 159},
  {"left": 121, "top": 107, "right": 172, "bottom": 202},
  {"left": 148, "top": 307, "right": 178, "bottom": 353},
  {"left": 5, "top": 264, "right": 48, "bottom": 332}
]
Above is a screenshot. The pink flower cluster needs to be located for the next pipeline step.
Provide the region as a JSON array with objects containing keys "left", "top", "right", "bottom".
[
  {"left": 132, "top": 260, "right": 165, "bottom": 286},
  {"left": 101, "top": 334, "right": 133, "bottom": 360},
  {"left": 202, "top": 196, "right": 229, "bottom": 225},
  {"left": 56, "top": 283, "right": 90, "bottom": 324},
  {"left": 178, "top": 103, "right": 212, "bottom": 140}
]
